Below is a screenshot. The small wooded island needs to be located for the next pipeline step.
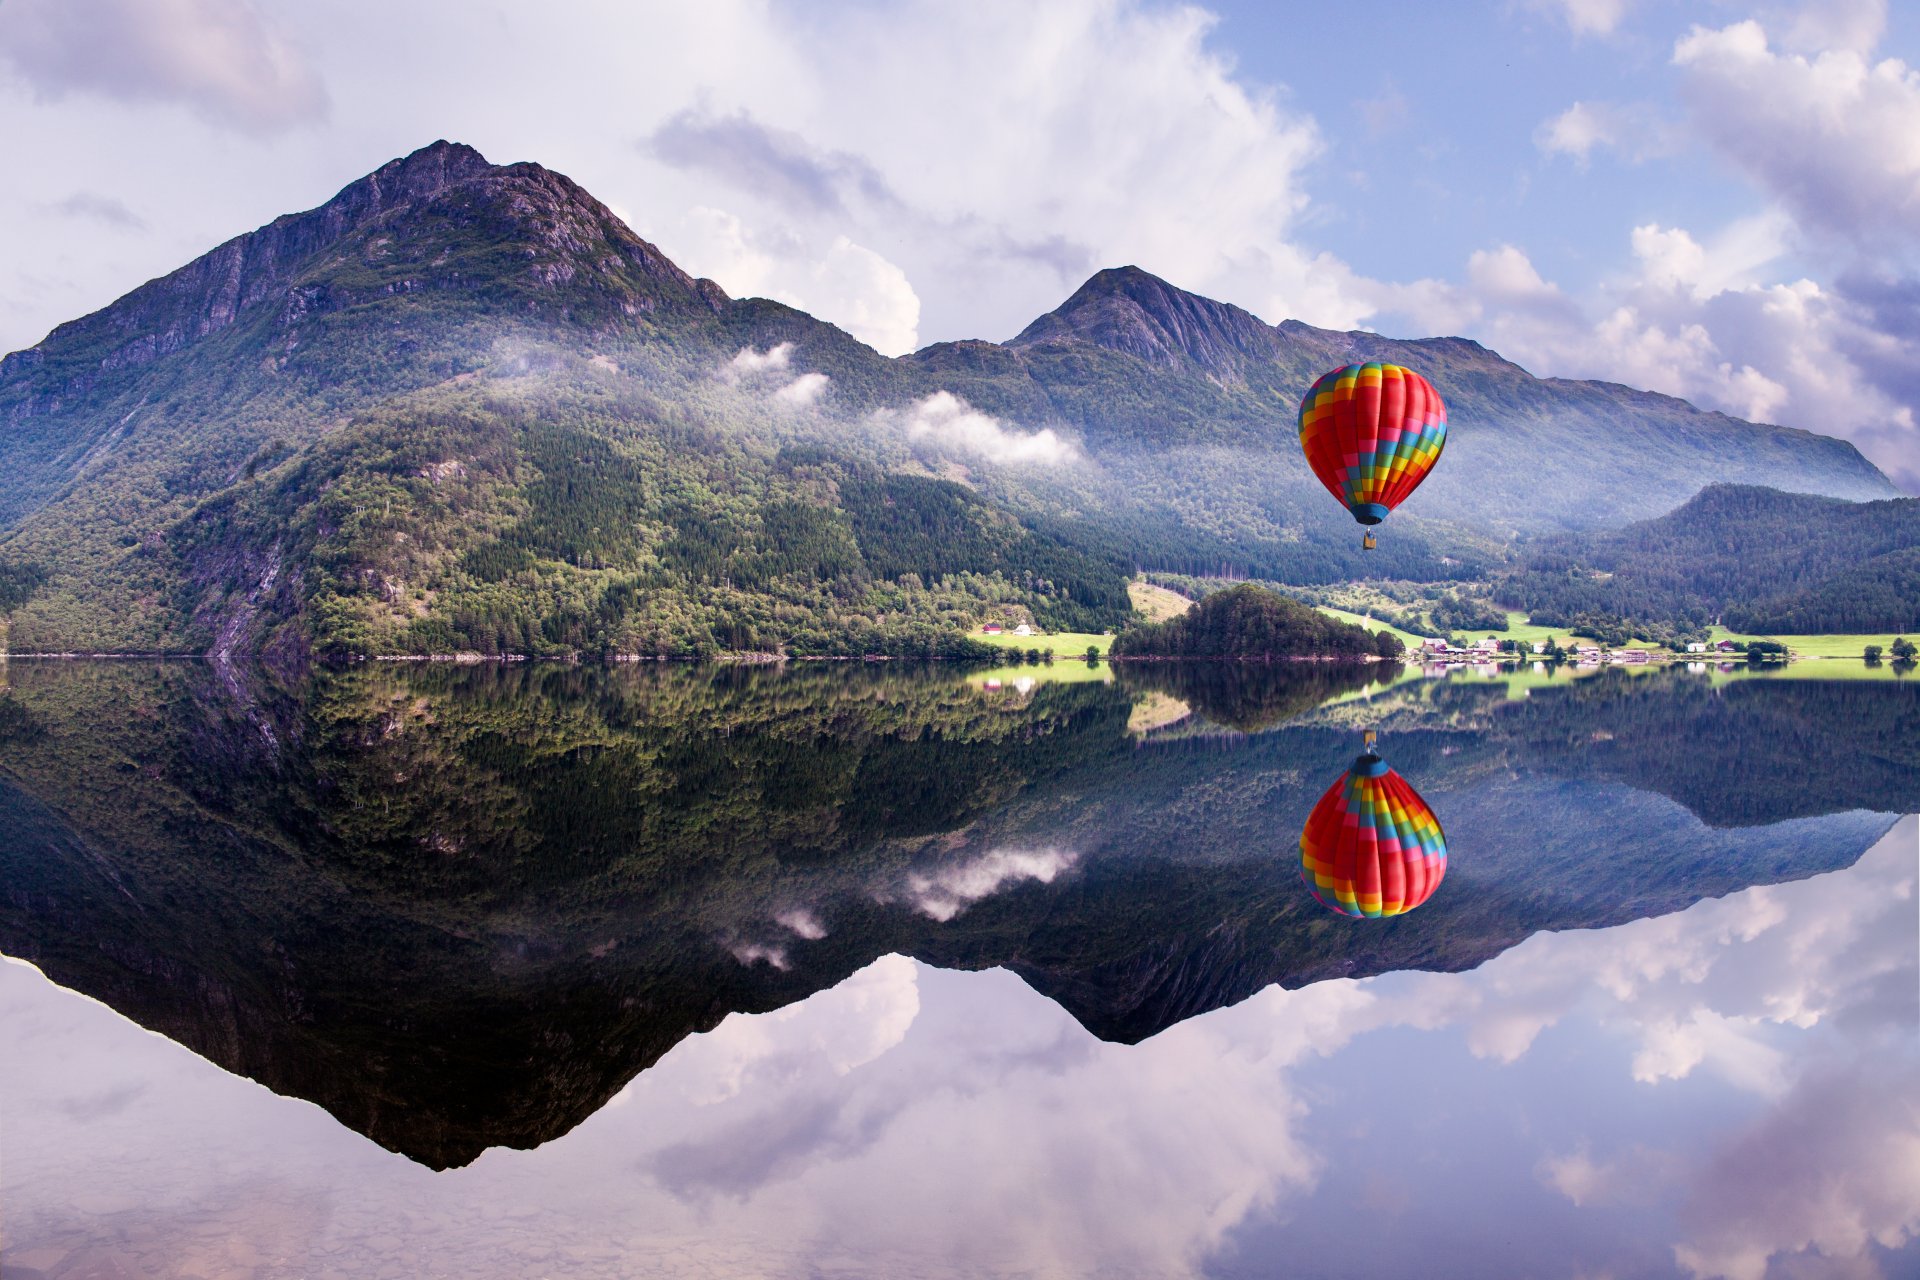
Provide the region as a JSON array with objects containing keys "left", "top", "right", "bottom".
[{"left": 1111, "top": 583, "right": 1405, "bottom": 661}]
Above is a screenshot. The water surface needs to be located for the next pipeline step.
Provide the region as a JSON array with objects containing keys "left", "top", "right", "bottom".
[{"left": 2, "top": 660, "right": 1914, "bottom": 1278}]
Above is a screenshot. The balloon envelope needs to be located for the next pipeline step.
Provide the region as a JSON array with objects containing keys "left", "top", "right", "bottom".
[
  {"left": 1298, "top": 362, "right": 1447, "bottom": 526},
  {"left": 1300, "top": 753, "right": 1447, "bottom": 917}
]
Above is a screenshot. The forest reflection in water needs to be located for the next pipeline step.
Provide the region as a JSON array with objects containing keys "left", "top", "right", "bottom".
[{"left": 0, "top": 656, "right": 1915, "bottom": 1278}]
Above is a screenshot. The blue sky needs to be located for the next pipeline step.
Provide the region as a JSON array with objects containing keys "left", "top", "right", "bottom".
[{"left": 0, "top": 0, "right": 1916, "bottom": 486}]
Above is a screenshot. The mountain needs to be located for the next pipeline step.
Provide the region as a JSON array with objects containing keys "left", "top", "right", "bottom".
[
  {"left": 1502, "top": 483, "right": 1920, "bottom": 634},
  {"left": 0, "top": 141, "right": 1902, "bottom": 659}
]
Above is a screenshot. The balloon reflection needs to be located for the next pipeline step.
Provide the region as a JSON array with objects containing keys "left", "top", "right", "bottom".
[{"left": 1301, "top": 733, "right": 1447, "bottom": 917}]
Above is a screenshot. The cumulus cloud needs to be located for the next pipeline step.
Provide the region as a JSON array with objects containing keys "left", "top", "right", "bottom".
[
  {"left": 657, "top": 955, "right": 921, "bottom": 1108},
  {"left": 886, "top": 391, "right": 1079, "bottom": 469},
  {"left": 1380, "top": 229, "right": 1920, "bottom": 490},
  {"left": 678, "top": 209, "right": 921, "bottom": 354},
  {"left": 1538, "top": 1144, "right": 1682, "bottom": 1208},
  {"left": 0, "top": 0, "right": 327, "bottom": 134},
  {"left": 1673, "top": 19, "right": 1920, "bottom": 249},
  {"left": 638, "top": 1, "right": 1370, "bottom": 343},
  {"left": 885, "top": 846, "right": 1080, "bottom": 922},
  {"left": 1674, "top": 1053, "right": 1920, "bottom": 1280},
  {"left": 1535, "top": 100, "right": 1679, "bottom": 165}
]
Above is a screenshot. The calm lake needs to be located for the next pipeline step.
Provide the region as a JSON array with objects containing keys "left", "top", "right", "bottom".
[{"left": 2, "top": 658, "right": 1915, "bottom": 1279}]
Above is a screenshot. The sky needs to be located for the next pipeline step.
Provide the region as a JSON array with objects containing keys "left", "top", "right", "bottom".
[{"left": 1, "top": 0, "right": 1917, "bottom": 488}]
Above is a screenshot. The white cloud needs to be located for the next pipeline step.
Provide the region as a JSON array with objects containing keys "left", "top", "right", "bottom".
[
  {"left": 660, "top": 955, "right": 921, "bottom": 1106},
  {"left": 1538, "top": 1144, "right": 1680, "bottom": 1208},
  {"left": 1380, "top": 232, "right": 1920, "bottom": 488},
  {"left": 1673, "top": 19, "right": 1920, "bottom": 248},
  {"left": 1530, "top": 0, "right": 1634, "bottom": 38},
  {"left": 1535, "top": 100, "right": 1678, "bottom": 165},
  {"left": 1535, "top": 101, "right": 1614, "bottom": 163},
  {"left": 0, "top": 0, "right": 327, "bottom": 134},
  {"left": 773, "top": 372, "right": 830, "bottom": 407},
  {"left": 728, "top": 942, "right": 790, "bottom": 971},
  {"left": 887, "top": 846, "right": 1080, "bottom": 922},
  {"left": 723, "top": 342, "right": 793, "bottom": 380},
  {"left": 722, "top": 343, "right": 831, "bottom": 407},
  {"left": 1777, "top": 0, "right": 1887, "bottom": 57},
  {"left": 886, "top": 391, "right": 1080, "bottom": 469},
  {"left": 774, "top": 908, "right": 827, "bottom": 940},
  {"left": 637, "top": 1, "right": 1370, "bottom": 340},
  {"left": 1674, "top": 1053, "right": 1920, "bottom": 1280},
  {"left": 1629, "top": 213, "right": 1792, "bottom": 300},
  {"left": 679, "top": 211, "right": 922, "bottom": 355}
]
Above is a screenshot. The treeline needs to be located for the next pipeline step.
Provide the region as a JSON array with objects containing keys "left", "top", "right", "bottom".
[
  {"left": 1725, "top": 545, "right": 1920, "bottom": 633},
  {"left": 1112, "top": 583, "right": 1403, "bottom": 660},
  {"left": 1501, "top": 484, "right": 1920, "bottom": 635}
]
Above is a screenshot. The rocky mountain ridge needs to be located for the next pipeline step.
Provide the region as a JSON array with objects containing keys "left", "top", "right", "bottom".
[{"left": 0, "top": 140, "right": 1903, "bottom": 659}]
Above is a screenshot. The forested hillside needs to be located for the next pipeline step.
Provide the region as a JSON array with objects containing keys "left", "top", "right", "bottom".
[
  {"left": 1111, "top": 582, "right": 1403, "bottom": 660},
  {"left": 1501, "top": 484, "right": 1920, "bottom": 634},
  {"left": 0, "top": 141, "right": 1902, "bottom": 659}
]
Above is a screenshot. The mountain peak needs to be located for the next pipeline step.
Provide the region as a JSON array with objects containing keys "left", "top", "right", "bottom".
[
  {"left": 2, "top": 141, "right": 725, "bottom": 393},
  {"left": 1009, "top": 265, "right": 1285, "bottom": 375}
]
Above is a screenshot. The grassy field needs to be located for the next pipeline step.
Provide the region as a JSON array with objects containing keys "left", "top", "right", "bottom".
[
  {"left": 1701, "top": 625, "right": 1912, "bottom": 659},
  {"left": 1452, "top": 611, "right": 1671, "bottom": 652},
  {"left": 1128, "top": 580, "right": 1195, "bottom": 623},
  {"left": 975, "top": 629, "right": 1114, "bottom": 657},
  {"left": 966, "top": 658, "right": 1113, "bottom": 688},
  {"left": 1314, "top": 606, "right": 1429, "bottom": 652}
]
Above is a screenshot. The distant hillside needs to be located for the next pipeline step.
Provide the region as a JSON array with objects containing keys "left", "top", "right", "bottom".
[
  {"left": 1111, "top": 582, "right": 1402, "bottom": 660},
  {"left": 1502, "top": 484, "right": 1920, "bottom": 634},
  {"left": 0, "top": 141, "right": 1901, "bottom": 658}
]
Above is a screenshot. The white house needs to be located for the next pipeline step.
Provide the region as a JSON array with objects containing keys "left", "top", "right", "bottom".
[
  {"left": 1013, "top": 623, "right": 1034, "bottom": 637},
  {"left": 1686, "top": 642, "right": 1707, "bottom": 653}
]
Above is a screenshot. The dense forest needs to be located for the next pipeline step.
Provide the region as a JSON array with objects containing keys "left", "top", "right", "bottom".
[
  {"left": 156, "top": 387, "right": 1134, "bottom": 662},
  {"left": 1500, "top": 484, "right": 1920, "bottom": 634},
  {"left": 1111, "top": 583, "right": 1403, "bottom": 660}
]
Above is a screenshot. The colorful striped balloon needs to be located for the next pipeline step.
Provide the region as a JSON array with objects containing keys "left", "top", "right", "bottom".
[
  {"left": 1300, "top": 752, "right": 1448, "bottom": 918},
  {"left": 1297, "top": 362, "right": 1448, "bottom": 527}
]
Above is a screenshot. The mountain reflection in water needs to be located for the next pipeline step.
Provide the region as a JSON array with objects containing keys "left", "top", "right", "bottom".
[
  {"left": 0, "top": 660, "right": 1913, "bottom": 1190},
  {"left": 0, "top": 667, "right": 1912, "bottom": 1274}
]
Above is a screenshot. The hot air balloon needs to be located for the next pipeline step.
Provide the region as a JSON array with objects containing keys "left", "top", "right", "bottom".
[
  {"left": 1298, "top": 362, "right": 1447, "bottom": 550},
  {"left": 1300, "top": 732, "right": 1447, "bottom": 917}
]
